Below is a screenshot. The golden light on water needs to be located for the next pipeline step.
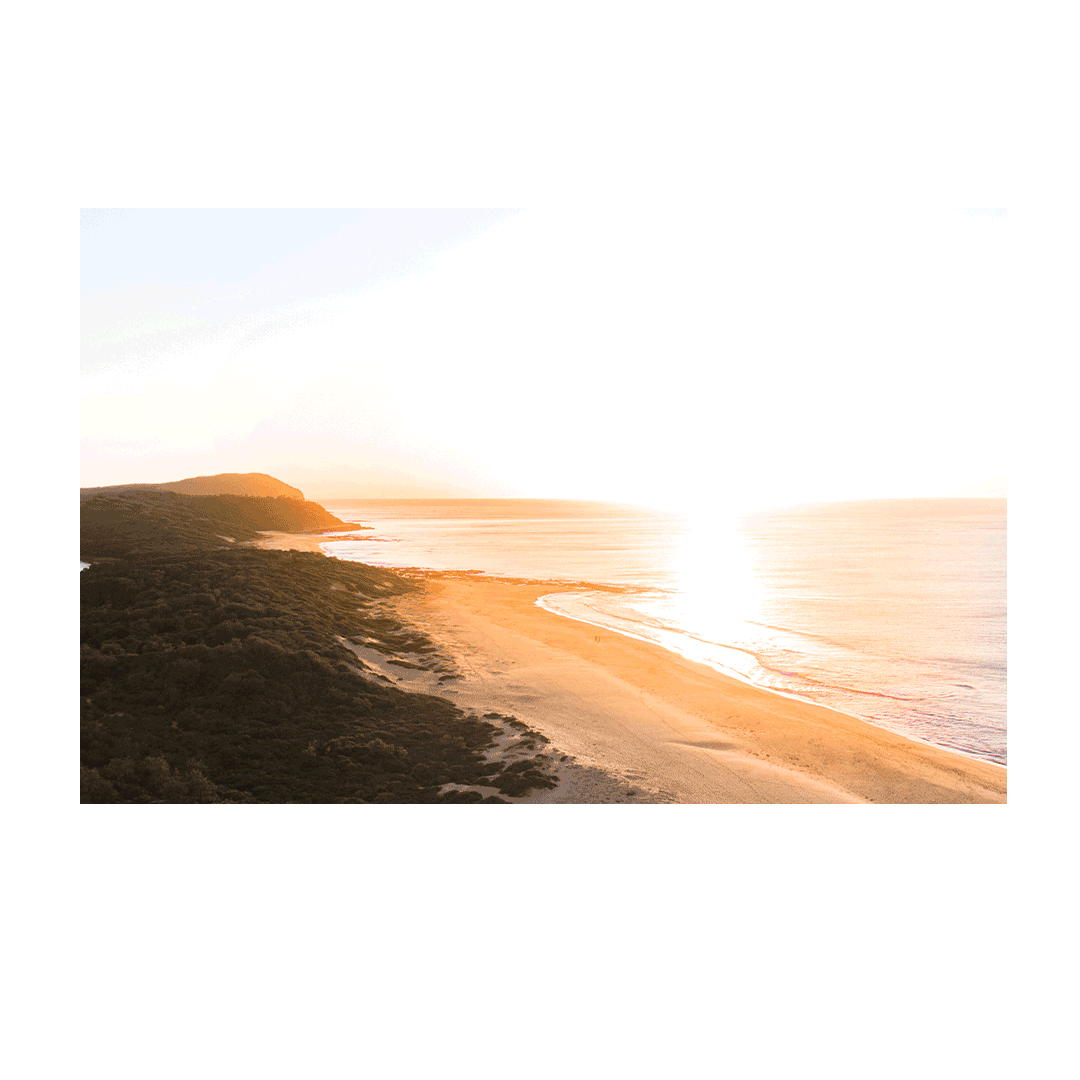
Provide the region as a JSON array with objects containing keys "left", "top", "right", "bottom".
[{"left": 666, "top": 513, "right": 767, "bottom": 640}]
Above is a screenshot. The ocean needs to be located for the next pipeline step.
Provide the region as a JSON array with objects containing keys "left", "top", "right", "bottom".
[{"left": 319, "top": 498, "right": 1007, "bottom": 766}]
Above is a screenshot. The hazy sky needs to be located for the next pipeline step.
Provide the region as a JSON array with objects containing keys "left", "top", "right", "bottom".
[{"left": 81, "top": 206, "right": 1007, "bottom": 510}]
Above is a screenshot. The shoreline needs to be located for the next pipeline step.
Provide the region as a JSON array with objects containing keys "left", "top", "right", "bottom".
[
  {"left": 402, "top": 572, "right": 1006, "bottom": 803},
  {"left": 249, "top": 532, "right": 1007, "bottom": 803},
  {"left": 534, "top": 588, "right": 1005, "bottom": 773}
]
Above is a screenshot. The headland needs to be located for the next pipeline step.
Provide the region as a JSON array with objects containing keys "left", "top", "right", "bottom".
[{"left": 81, "top": 474, "right": 1007, "bottom": 803}]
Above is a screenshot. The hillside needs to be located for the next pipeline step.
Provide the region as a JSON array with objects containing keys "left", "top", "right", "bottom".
[
  {"left": 81, "top": 490, "right": 350, "bottom": 560},
  {"left": 80, "top": 484, "right": 558, "bottom": 802},
  {"left": 80, "top": 472, "right": 305, "bottom": 501}
]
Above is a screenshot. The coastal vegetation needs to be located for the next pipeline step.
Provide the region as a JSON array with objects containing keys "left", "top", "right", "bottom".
[
  {"left": 80, "top": 489, "right": 351, "bottom": 557},
  {"left": 81, "top": 486, "right": 557, "bottom": 803}
]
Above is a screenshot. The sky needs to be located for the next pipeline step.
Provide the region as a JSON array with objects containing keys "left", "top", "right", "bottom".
[{"left": 81, "top": 206, "right": 1007, "bottom": 511}]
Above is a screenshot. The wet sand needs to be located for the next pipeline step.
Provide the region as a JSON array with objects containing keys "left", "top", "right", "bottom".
[{"left": 393, "top": 573, "right": 1007, "bottom": 804}]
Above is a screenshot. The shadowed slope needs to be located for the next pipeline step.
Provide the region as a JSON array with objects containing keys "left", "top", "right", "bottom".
[
  {"left": 81, "top": 490, "right": 350, "bottom": 559},
  {"left": 80, "top": 485, "right": 559, "bottom": 803}
]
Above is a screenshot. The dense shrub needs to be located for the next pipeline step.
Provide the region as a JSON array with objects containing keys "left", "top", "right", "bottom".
[{"left": 79, "top": 490, "right": 557, "bottom": 803}]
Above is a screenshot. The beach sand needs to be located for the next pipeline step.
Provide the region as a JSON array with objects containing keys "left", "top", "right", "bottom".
[
  {"left": 249, "top": 532, "right": 1007, "bottom": 803},
  {"left": 248, "top": 531, "right": 336, "bottom": 554},
  {"left": 394, "top": 573, "right": 1007, "bottom": 804}
]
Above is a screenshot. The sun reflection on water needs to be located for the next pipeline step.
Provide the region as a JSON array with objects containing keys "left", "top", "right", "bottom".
[{"left": 662, "top": 512, "right": 767, "bottom": 639}]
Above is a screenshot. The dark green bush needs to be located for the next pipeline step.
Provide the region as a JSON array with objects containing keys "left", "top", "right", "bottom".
[{"left": 80, "top": 495, "right": 559, "bottom": 803}]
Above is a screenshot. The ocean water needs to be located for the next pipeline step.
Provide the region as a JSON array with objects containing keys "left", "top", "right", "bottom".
[{"left": 319, "top": 499, "right": 1007, "bottom": 766}]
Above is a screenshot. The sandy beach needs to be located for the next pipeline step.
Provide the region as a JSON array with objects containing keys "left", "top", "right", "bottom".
[
  {"left": 249, "top": 530, "right": 342, "bottom": 554},
  {"left": 250, "top": 532, "right": 1006, "bottom": 803},
  {"left": 392, "top": 574, "right": 1007, "bottom": 803}
]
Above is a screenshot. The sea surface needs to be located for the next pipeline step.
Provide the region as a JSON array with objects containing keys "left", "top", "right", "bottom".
[{"left": 319, "top": 499, "right": 1007, "bottom": 766}]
